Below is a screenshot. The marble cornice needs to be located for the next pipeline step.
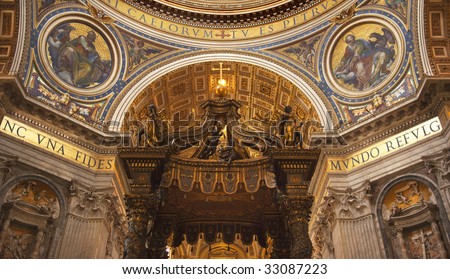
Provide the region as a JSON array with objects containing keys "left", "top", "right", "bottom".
[
  {"left": 333, "top": 80, "right": 450, "bottom": 153},
  {"left": 0, "top": 79, "right": 121, "bottom": 155}
]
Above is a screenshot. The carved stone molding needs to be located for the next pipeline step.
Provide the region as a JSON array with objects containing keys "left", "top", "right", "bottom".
[
  {"left": 424, "top": 148, "right": 450, "bottom": 189},
  {"left": 68, "top": 180, "right": 119, "bottom": 219},
  {"left": 0, "top": 153, "right": 18, "bottom": 186},
  {"left": 327, "top": 182, "right": 372, "bottom": 219},
  {"left": 311, "top": 195, "right": 335, "bottom": 259},
  {"left": 65, "top": 180, "right": 125, "bottom": 258},
  {"left": 311, "top": 182, "right": 372, "bottom": 258},
  {"left": 108, "top": 218, "right": 127, "bottom": 259}
]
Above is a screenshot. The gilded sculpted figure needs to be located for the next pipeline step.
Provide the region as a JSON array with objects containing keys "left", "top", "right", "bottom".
[{"left": 279, "top": 106, "right": 303, "bottom": 147}]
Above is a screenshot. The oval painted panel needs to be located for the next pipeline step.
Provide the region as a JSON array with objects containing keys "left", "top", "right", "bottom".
[
  {"left": 46, "top": 22, "right": 112, "bottom": 89},
  {"left": 331, "top": 23, "right": 399, "bottom": 93}
]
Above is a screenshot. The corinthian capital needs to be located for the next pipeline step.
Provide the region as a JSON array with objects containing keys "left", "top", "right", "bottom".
[
  {"left": 68, "top": 180, "right": 118, "bottom": 218},
  {"left": 424, "top": 148, "right": 450, "bottom": 186},
  {"left": 327, "top": 181, "right": 372, "bottom": 219},
  {"left": 0, "top": 153, "right": 18, "bottom": 185}
]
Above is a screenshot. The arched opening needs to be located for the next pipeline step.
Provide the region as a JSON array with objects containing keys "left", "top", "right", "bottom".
[
  {"left": 377, "top": 175, "right": 450, "bottom": 259},
  {"left": 0, "top": 178, "right": 63, "bottom": 259},
  {"left": 109, "top": 53, "right": 334, "bottom": 132}
]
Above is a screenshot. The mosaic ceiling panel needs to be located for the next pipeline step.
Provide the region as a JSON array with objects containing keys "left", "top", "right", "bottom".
[
  {"left": 45, "top": 21, "right": 113, "bottom": 89},
  {"left": 424, "top": 0, "right": 450, "bottom": 76},
  {"left": 12, "top": 0, "right": 430, "bottom": 132}
]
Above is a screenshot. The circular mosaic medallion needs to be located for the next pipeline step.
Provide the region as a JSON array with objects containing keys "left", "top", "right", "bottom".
[
  {"left": 46, "top": 22, "right": 112, "bottom": 89},
  {"left": 39, "top": 15, "right": 120, "bottom": 95},
  {"left": 325, "top": 17, "right": 404, "bottom": 97}
]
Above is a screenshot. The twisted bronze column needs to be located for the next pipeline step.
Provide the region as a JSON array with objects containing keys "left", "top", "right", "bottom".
[
  {"left": 284, "top": 196, "right": 314, "bottom": 259},
  {"left": 123, "top": 195, "right": 157, "bottom": 259}
]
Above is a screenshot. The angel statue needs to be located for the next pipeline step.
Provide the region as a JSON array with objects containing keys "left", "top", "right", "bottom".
[
  {"left": 124, "top": 107, "right": 139, "bottom": 147},
  {"left": 279, "top": 106, "right": 303, "bottom": 147}
]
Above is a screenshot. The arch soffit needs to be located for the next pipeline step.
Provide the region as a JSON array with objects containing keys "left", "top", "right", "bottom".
[{"left": 108, "top": 52, "right": 334, "bottom": 131}]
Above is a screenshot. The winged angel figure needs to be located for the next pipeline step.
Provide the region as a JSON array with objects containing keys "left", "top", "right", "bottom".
[
  {"left": 124, "top": 35, "right": 162, "bottom": 70},
  {"left": 283, "top": 36, "right": 321, "bottom": 69}
]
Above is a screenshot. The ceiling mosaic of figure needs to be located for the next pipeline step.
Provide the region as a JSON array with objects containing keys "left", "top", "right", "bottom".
[{"left": 10, "top": 0, "right": 435, "bottom": 133}]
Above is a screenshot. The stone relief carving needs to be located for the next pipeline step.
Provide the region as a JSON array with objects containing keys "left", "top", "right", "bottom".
[
  {"left": 381, "top": 178, "right": 448, "bottom": 259},
  {"left": 382, "top": 180, "right": 432, "bottom": 221},
  {"left": 4, "top": 180, "right": 60, "bottom": 219},
  {"left": 311, "top": 195, "right": 335, "bottom": 259},
  {"left": 405, "top": 222, "right": 447, "bottom": 259},
  {"left": 0, "top": 153, "right": 18, "bottom": 186},
  {"left": 424, "top": 148, "right": 450, "bottom": 188},
  {"left": 69, "top": 180, "right": 117, "bottom": 218},
  {"left": 69, "top": 180, "right": 126, "bottom": 258},
  {"left": 0, "top": 179, "right": 61, "bottom": 258},
  {"left": 329, "top": 183, "right": 372, "bottom": 219},
  {"left": 0, "top": 225, "right": 34, "bottom": 259},
  {"left": 311, "top": 182, "right": 372, "bottom": 258}
]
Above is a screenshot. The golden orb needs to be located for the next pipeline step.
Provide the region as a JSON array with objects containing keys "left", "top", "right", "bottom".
[
  {"left": 218, "top": 78, "right": 227, "bottom": 86},
  {"left": 215, "top": 84, "right": 227, "bottom": 97}
]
